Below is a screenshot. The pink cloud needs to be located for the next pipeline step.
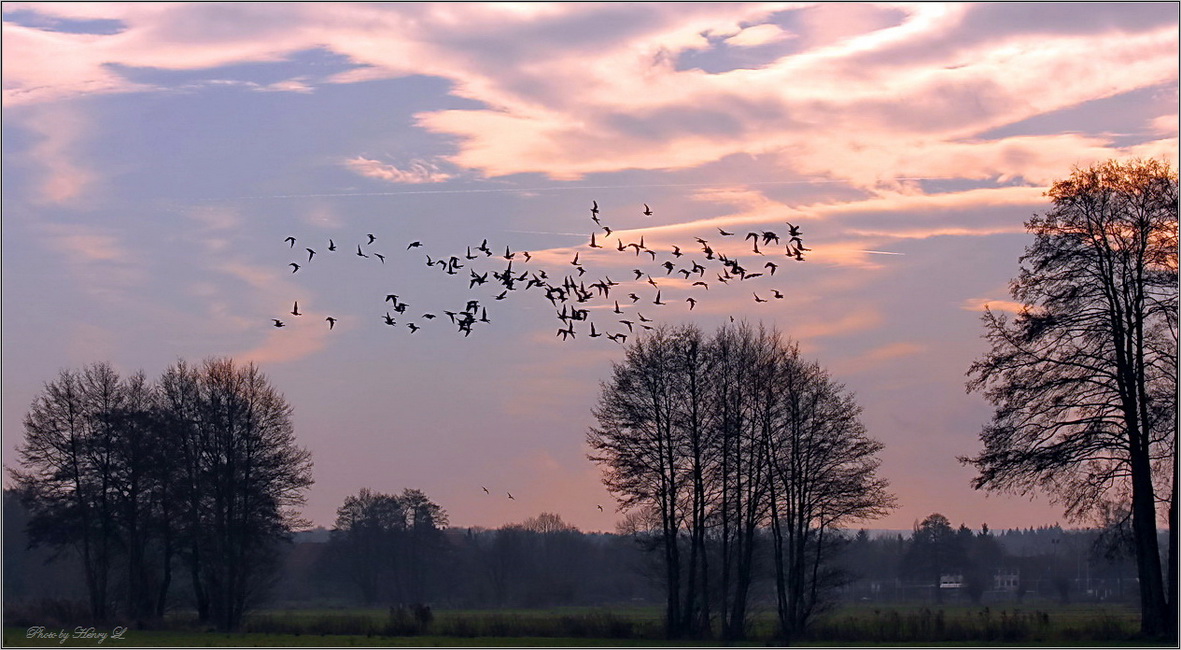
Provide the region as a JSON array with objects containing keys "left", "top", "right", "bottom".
[
  {"left": 344, "top": 156, "right": 453, "bottom": 184},
  {"left": 961, "top": 297, "right": 1027, "bottom": 314}
]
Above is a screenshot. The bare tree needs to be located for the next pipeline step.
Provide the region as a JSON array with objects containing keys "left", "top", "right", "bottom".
[
  {"left": 763, "top": 340, "right": 894, "bottom": 640},
  {"left": 13, "top": 364, "right": 126, "bottom": 619},
  {"left": 590, "top": 322, "right": 893, "bottom": 641},
  {"left": 963, "top": 159, "right": 1178, "bottom": 638},
  {"left": 158, "top": 358, "right": 313, "bottom": 631}
]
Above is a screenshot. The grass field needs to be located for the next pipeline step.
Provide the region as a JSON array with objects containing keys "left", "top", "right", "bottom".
[{"left": 2, "top": 601, "right": 1159, "bottom": 647}]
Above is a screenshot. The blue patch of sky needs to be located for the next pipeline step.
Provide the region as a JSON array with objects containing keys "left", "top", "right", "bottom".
[
  {"left": 83, "top": 73, "right": 482, "bottom": 203},
  {"left": 674, "top": 35, "right": 800, "bottom": 74},
  {"left": 917, "top": 178, "right": 1033, "bottom": 195},
  {"left": 976, "top": 84, "right": 1175, "bottom": 145},
  {"left": 104, "top": 47, "right": 366, "bottom": 88},
  {"left": 2, "top": 8, "right": 126, "bottom": 35}
]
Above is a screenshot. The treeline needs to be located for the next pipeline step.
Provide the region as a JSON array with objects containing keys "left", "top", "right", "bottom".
[
  {"left": 273, "top": 497, "right": 658, "bottom": 608},
  {"left": 8, "top": 359, "right": 313, "bottom": 631},
  {"left": 845, "top": 516, "right": 1142, "bottom": 605},
  {"left": 588, "top": 323, "right": 895, "bottom": 641}
]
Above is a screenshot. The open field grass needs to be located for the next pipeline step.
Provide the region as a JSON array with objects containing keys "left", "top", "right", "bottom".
[{"left": 3, "top": 601, "right": 1163, "bottom": 647}]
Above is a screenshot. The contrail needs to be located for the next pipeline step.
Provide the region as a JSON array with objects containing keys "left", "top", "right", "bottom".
[
  {"left": 859, "top": 250, "right": 906, "bottom": 255},
  {"left": 201, "top": 177, "right": 960, "bottom": 202}
]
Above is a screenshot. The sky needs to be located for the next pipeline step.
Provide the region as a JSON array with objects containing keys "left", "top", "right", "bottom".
[{"left": 2, "top": 2, "right": 1178, "bottom": 535}]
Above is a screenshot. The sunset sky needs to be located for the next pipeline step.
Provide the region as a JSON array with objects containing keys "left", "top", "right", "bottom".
[{"left": 3, "top": 2, "right": 1178, "bottom": 534}]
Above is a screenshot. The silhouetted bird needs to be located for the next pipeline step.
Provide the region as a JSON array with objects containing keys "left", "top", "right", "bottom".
[
  {"left": 507, "top": 493, "right": 515, "bottom": 500},
  {"left": 597, "top": 505, "right": 604, "bottom": 512},
  {"left": 306, "top": 248, "right": 316, "bottom": 261},
  {"left": 272, "top": 318, "right": 285, "bottom": 328},
  {"left": 754, "top": 293, "right": 768, "bottom": 303},
  {"left": 591, "top": 200, "right": 599, "bottom": 217},
  {"left": 786, "top": 221, "right": 802, "bottom": 237},
  {"left": 765, "top": 261, "right": 778, "bottom": 276},
  {"left": 328, "top": 239, "right": 336, "bottom": 251},
  {"left": 284, "top": 236, "right": 296, "bottom": 247},
  {"left": 356, "top": 246, "right": 368, "bottom": 258},
  {"left": 671, "top": 245, "right": 683, "bottom": 257},
  {"left": 374, "top": 253, "right": 385, "bottom": 264},
  {"left": 367, "top": 234, "right": 376, "bottom": 244},
  {"left": 589, "top": 232, "right": 601, "bottom": 248},
  {"left": 589, "top": 323, "right": 601, "bottom": 338},
  {"left": 522, "top": 251, "right": 532, "bottom": 262},
  {"left": 407, "top": 241, "right": 422, "bottom": 250},
  {"left": 619, "top": 320, "right": 634, "bottom": 333},
  {"left": 325, "top": 316, "right": 336, "bottom": 329},
  {"left": 719, "top": 227, "right": 733, "bottom": 236},
  {"left": 386, "top": 294, "right": 398, "bottom": 304},
  {"left": 291, "top": 301, "right": 301, "bottom": 316},
  {"left": 686, "top": 297, "right": 697, "bottom": 310},
  {"left": 482, "top": 486, "right": 490, "bottom": 494},
  {"left": 384, "top": 312, "right": 396, "bottom": 326},
  {"left": 772, "top": 289, "right": 784, "bottom": 299},
  {"left": 692, "top": 281, "right": 708, "bottom": 290},
  {"left": 643, "top": 203, "right": 652, "bottom": 216},
  {"left": 289, "top": 263, "right": 301, "bottom": 273},
  {"left": 407, "top": 323, "right": 419, "bottom": 333}
]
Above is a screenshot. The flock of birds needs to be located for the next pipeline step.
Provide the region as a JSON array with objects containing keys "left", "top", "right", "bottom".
[{"left": 270, "top": 202, "right": 808, "bottom": 345}]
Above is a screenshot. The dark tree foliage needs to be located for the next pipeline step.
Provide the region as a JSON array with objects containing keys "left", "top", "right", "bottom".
[
  {"left": 588, "top": 322, "right": 893, "bottom": 640},
  {"left": 963, "top": 159, "right": 1178, "bottom": 638},
  {"left": 12, "top": 358, "right": 313, "bottom": 630},
  {"left": 326, "top": 487, "right": 448, "bottom": 605}
]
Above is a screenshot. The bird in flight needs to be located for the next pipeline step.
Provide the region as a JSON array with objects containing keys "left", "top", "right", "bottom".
[
  {"left": 291, "top": 301, "right": 301, "bottom": 316},
  {"left": 374, "top": 253, "right": 385, "bottom": 264},
  {"left": 284, "top": 236, "right": 296, "bottom": 248},
  {"left": 591, "top": 200, "right": 599, "bottom": 217},
  {"left": 325, "top": 316, "right": 337, "bottom": 329},
  {"left": 507, "top": 492, "right": 515, "bottom": 500},
  {"left": 272, "top": 318, "right": 285, "bottom": 328},
  {"left": 289, "top": 263, "right": 301, "bottom": 273},
  {"left": 686, "top": 297, "right": 697, "bottom": 310},
  {"left": 597, "top": 505, "right": 604, "bottom": 512},
  {"left": 407, "top": 323, "right": 420, "bottom": 333},
  {"left": 356, "top": 245, "right": 368, "bottom": 258},
  {"left": 407, "top": 241, "right": 422, "bottom": 250},
  {"left": 754, "top": 293, "right": 768, "bottom": 303},
  {"left": 367, "top": 234, "right": 376, "bottom": 245},
  {"left": 718, "top": 228, "right": 733, "bottom": 236},
  {"left": 643, "top": 203, "right": 653, "bottom": 216},
  {"left": 482, "top": 486, "right": 490, "bottom": 494},
  {"left": 327, "top": 239, "right": 336, "bottom": 251},
  {"left": 306, "top": 248, "right": 316, "bottom": 262}
]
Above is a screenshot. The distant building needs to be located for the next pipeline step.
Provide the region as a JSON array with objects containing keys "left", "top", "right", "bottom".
[
  {"left": 939, "top": 574, "right": 963, "bottom": 589},
  {"left": 994, "top": 569, "right": 1019, "bottom": 591}
]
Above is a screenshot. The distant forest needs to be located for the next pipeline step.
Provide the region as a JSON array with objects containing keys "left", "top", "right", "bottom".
[{"left": 4, "top": 489, "right": 1143, "bottom": 611}]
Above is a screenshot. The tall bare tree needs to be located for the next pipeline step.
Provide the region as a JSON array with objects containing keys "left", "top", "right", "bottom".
[
  {"left": 590, "top": 322, "right": 893, "bottom": 640},
  {"left": 158, "top": 358, "right": 313, "bottom": 631},
  {"left": 963, "top": 158, "right": 1178, "bottom": 638}
]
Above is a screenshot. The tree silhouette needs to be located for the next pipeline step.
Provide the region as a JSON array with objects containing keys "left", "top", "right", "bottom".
[
  {"left": 963, "top": 159, "right": 1177, "bottom": 638},
  {"left": 589, "top": 322, "right": 893, "bottom": 640}
]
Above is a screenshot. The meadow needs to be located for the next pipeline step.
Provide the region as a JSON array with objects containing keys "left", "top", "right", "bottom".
[{"left": 3, "top": 601, "right": 1152, "bottom": 647}]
